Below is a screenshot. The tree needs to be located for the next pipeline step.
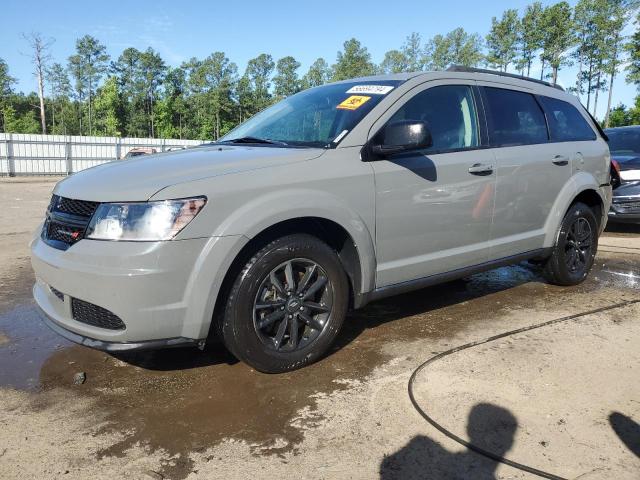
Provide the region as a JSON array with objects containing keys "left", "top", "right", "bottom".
[
  {"left": 626, "top": 12, "right": 640, "bottom": 88},
  {"left": 47, "top": 62, "right": 73, "bottom": 134},
  {"left": 446, "top": 28, "right": 484, "bottom": 67},
  {"left": 138, "top": 48, "right": 166, "bottom": 137},
  {"left": 111, "top": 47, "right": 145, "bottom": 136},
  {"left": 425, "top": 28, "right": 483, "bottom": 70},
  {"left": 245, "top": 53, "right": 275, "bottom": 113},
  {"left": 0, "top": 58, "right": 17, "bottom": 133},
  {"left": 485, "top": 9, "right": 521, "bottom": 72},
  {"left": 301, "top": 58, "right": 331, "bottom": 89},
  {"left": 604, "top": 1, "right": 631, "bottom": 127},
  {"left": 573, "top": 0, "right": 610, "bottom": 112},
  {"left": 380, "top": 50, "right": 409, "bottom": 74},
  {"left": 332, "top": 38, "right": 375, "bottom": 81},
  {"left": 273, "top": 56, "right": 301, "bottom": 98},
  {"left": 23, "top": 32, "right": 53, "bottom": 134},
  {"left": 402, "top": 33, "right": 424, "bottom": 71},
  {"left": 94, "top": 76, "right": 123, "bottom": 136},
  {"left": 540, "top": 2, "right": 574, "bottom": 86},
  {"left": 424, "top": 34, "right": 452, "bottom": 70},
  {"left": 517, "top": 2, "right": 544, "bottom": 77},
  {"left": 69, "top": 35, "right": 109, "bottom": 135},
  {"left": 155, "top": 66, "right": 189, "bottom": 139}
]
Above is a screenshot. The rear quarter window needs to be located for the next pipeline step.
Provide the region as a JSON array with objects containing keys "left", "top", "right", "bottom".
[
  {"left": 483, "top": 87, "right": 548, "bottom": 147},
  {"left": 538, "top": 96, "right": 596, "bottom": 142}
]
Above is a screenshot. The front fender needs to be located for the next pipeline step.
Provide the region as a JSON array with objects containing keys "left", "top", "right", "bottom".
[{"left": 211, "top": 188, "right": 377, "bottom": 295}]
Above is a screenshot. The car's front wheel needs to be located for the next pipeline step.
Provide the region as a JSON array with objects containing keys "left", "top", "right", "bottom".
[{"left": 220, "top": 234, "right": 349, "bottom": 373}]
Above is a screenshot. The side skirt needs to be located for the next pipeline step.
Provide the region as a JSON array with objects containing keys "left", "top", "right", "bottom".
[{"left": 355, "top": 248, "right": 552, "bottom": 308}]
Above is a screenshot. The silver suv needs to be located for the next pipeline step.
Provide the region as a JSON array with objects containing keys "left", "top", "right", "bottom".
[{"left": 31, "top": 67, "right": 611, "bottom": 373}]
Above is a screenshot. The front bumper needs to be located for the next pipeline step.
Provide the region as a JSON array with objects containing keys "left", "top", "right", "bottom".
[
  {"left": 608, "top": 184, "right": 640, "bottom": 223},
  {"left": 31, "top": 233, "right": 245, "bottom": 348},
  {"left": 36, "top": 303, "right": 200, "bottom": 351}
]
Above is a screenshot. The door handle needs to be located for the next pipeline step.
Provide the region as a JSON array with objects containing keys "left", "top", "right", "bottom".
[
  {"left": 468, "top": 163, "right": 494, "bottom": 176},
  {"left": 552, "top": 155, "right": 569, "bottom": 166}
]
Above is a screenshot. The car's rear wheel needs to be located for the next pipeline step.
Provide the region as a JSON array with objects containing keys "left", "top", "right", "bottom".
[
  {"left": 220, "top": 234, "right": 349, "bottom": 373},
  {"left": 543, "top": 202, "right": 598, "bottom": 286}
]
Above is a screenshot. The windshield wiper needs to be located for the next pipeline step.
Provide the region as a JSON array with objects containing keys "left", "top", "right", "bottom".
[{"left": 217, "top": 136, "right": 288, "bottom": 146}]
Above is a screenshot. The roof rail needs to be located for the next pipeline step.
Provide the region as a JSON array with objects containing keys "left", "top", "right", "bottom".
[{"left": 446, "top": 65, "right": 565, "bottom": 91}]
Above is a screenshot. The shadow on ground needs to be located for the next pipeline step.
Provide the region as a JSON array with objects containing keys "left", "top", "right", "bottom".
[
  {"left": 380, "top": 403, "right": 517, "bottom": 480},
  {"left": 609, "top": 412, "right": 640, "bottom": 459}
]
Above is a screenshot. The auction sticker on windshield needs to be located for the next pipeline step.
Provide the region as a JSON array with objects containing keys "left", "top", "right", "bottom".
[
  {"left": 346, "top": 85, "right": 394, "bottom": 95},
  {"left": 337, "top": 95, "right": 371, "bottom": 110}
]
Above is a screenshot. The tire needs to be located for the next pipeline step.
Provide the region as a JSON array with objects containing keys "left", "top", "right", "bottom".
[
  {"left": 220, "top": 234, "right": 349, "bottom": 373},
  {"left": 543, "top": 202, "right": 598, "bottom": 286}
]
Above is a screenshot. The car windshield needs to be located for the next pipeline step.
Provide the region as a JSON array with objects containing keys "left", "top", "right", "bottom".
[
  {"left": 218, "top": 80, "right": 403, "bottom": 148},
  {"left": 606, "top": 129, "right": 640, "bottom": 156}
]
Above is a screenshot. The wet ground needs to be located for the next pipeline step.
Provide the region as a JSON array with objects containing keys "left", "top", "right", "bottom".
[{"left": 0, "top": 178, "right": 639, "bottom": 479}]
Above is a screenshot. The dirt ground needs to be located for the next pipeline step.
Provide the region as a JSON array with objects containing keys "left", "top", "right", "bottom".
[{"left": 0, "top": 178, "right": 638, "bottom": 480}]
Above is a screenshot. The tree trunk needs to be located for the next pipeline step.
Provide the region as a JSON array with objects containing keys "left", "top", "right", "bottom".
[
  {"left": 604, "top": 36, "right": 620, "bottom": 128},
  {"left": 37, "top": 69, "right": 47, "bottom": 134},
  {"left": 540, "top": 59, "right": 545, "bottom": 81},
  {"left": 88, "top": 77, "right": 93, "bottom": 136},
  {"left": 586, "top": 59, "right": 593, "bottom": 112},
  {"left": 552, "top": 66, "right": 558, "bottom": 86},
  {"left": 593, "top": 70, "right": 601, "bottom": 117}
]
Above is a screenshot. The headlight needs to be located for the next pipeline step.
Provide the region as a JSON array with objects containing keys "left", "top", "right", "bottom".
[{"left": 85, "top": 197, "right": 206, "bottom": 241}]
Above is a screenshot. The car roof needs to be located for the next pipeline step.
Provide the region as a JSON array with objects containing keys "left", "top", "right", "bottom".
[
  {"left": 604, "top": 125, "right": 640, "bottom": 132},
  {"left": 333, "top": 68, "right": 568, "bottom": 98}
]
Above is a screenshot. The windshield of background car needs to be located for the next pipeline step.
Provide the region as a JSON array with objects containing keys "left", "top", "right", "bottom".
[
  {"left": 606, "top": 129, "right": 640, "bottom": 157},
  {"left": 219, "top": 80, "right": 404, "bottom": 147}
]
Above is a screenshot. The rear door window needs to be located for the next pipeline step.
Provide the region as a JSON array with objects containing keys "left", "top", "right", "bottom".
[
  {"left": 538, "top": 96, "right": 596, "bottom": 142},
  {"left": 483, "top": 87, "right": 548, "bottom": 147}
]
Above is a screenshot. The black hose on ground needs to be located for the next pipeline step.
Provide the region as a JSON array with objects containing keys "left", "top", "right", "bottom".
[{"left": 408, "top": 299, "right": 640, "bottom": 480}]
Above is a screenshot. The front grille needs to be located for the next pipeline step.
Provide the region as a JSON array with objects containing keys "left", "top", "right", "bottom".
[
  {"left": 42, "top": 195, "right": 100, "bottom": 250},
  {"left": 71, "top": 298, "right": 126, "bottom": 330},
  {"left": 50, "top": 286, "right": 64, "bottom": 301},
  {"left": 46, "top": 221, "right": 81, "bottom": 244},
  {"left": 55, "top": 196, "right": 99, "bottom": 217}
]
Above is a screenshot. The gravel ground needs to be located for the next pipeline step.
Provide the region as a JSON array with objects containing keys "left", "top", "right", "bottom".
[{"left": 0, "top": 178, "right": 638, "bottom": 480}]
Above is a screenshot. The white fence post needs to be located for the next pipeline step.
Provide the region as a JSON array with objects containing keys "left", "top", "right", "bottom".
[
  {"left": 65, "top": 137, "right": 72, "bottom": 175},
  {"left": 7, "top": 133, "right": 15, "bottom": 177},
  {"left": 115, "top": 137, "right": 121, "bottom": 160}
]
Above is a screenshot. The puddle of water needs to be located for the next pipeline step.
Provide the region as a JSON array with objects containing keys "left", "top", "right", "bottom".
[
  {"left": 0, "top": 255, "right": 638, "bottom": 479},
  {"left": 0, "top": 303, "right": 71, "bottom": 390}
]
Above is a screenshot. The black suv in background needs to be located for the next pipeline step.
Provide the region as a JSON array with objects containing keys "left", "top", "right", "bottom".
[{"left": 606, "top": 126, "right": 640, "bottom": 223}]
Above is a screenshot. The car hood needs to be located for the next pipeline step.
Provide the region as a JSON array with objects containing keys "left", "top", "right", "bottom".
[{"left": 54, "top": 145, "right": 325, "bottom": 202}]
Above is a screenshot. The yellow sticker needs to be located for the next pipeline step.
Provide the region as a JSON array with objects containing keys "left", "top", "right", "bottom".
[{"left": 337, "top": 95, "right": 371, "bottom": 110}]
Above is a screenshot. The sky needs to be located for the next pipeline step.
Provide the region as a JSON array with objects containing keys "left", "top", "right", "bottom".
[{"left": 0, "top": 0, "right": 637, "bottom": 120}]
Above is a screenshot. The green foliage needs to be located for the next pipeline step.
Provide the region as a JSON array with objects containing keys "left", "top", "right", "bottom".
[
  {"left": 332, "top": 38, "right": 376, "bottom": 81},
  {"left": 540, "top": 2, "right": 574, "bottom": 85},
  {"left": 273, "top": 56, "right": 301, "bottom": 99},
  {"left": 607, "top": 97, "right": 640, "bottom": 126},
  {"left": 627, "top": 13, "right": 640, "bottom": 88},
  {"left": 301, "top": 58, "right": 331, "bottom": 89},
  {"left": 2, "top": 94, "right": 41, "bottom": 133},
  {"left": 2, "top": 1, "right": 640, "bottom": 138},
  {"left": 486, "top": 9, "right": 521, "bottom": 72},
  {"left": 0, "top": 57, "right": 17, "bottom": 132},
  {"left": 93, "top": 77, "right": 123, "bottom": 136},
  {"left": 423, "top": 28, "right": 484, "bottom": 71},
  {"left": 517, "top": 2, "right": 544, "bottom": 76}
]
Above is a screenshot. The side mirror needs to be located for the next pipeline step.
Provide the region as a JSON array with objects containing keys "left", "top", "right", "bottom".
[{"left": 370, "top": 120, "right": 433, "bottom": 157}]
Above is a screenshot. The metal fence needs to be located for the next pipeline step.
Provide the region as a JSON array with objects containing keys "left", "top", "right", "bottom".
[{"left": 0, "top": 133, "right": 203, "bottom": 176}]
